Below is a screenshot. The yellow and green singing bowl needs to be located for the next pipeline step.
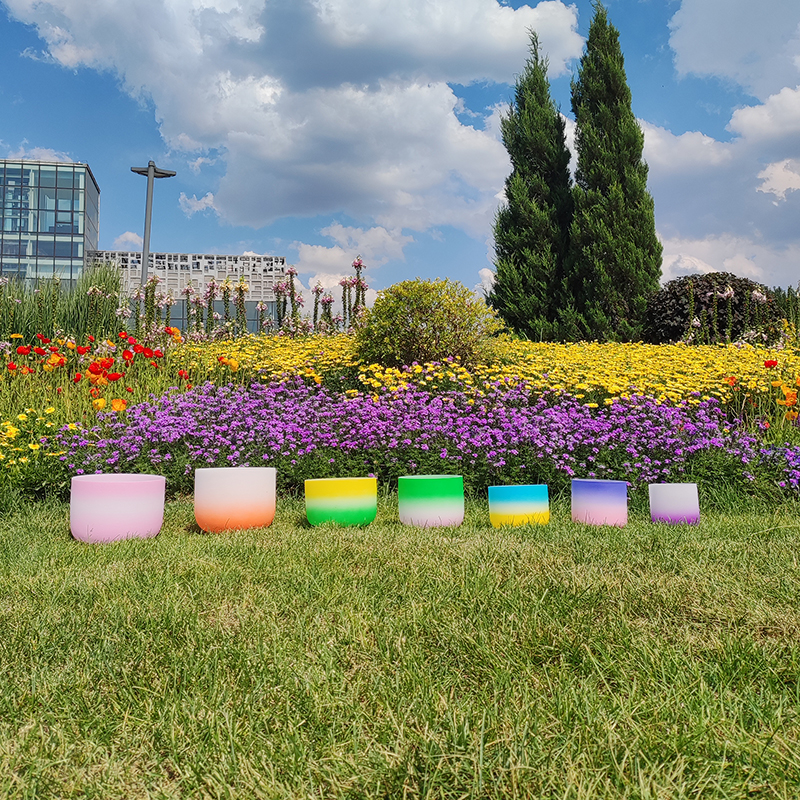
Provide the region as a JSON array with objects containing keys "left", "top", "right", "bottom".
[{"left": 304, "top": 477, "right": 378, "bottom": 526}]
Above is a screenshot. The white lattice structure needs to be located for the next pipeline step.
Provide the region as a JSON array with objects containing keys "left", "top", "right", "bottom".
[{"left": 92, "top": 250, "right": 286, "bottom": 302}]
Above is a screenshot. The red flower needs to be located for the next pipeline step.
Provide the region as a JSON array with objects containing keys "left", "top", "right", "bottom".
[
  {"left": 143, "top": 347, "right": 154, "bottom": 358},
  {"left": 119, "top": 331, "right": 128, "bottom": 339},
  {"left": 48, "top": 346, "right": 60, "bottom": 353},
  {"left": 106, "top": 372, "right": 123, "bottom": 382},
  {"left": 150, "top": 360, "right": 158, "bottom": 368},
  {"left": 33, "top": 346, "right": 46, "bottom": 356},
  {"left": 16, "top": 345, "right": 31, "bottom": 355},
  {"left": 724, "top": 376, "right": 737, "bottom": 386},
  {"left": 57, "top": 387, "right": 63, "bottom": 394},
  {"left": 73, "top": 373, "right": 82, "bottom": 383},
  {"left": 186, "top": 384, "right": 192, "bottom": 389},
  {"left": 99, "top": 357, "right": 115, "bottom": 370},
  {"left": 765, "top": 360, "right": 778, "bottom": 368},
  {"left": 178, "top": 369, "right": 188, "bottom": 379},
  {"left": 153, "top": 349, "right": 163, "bottom": 358},
  {"left": 36, "top": 334, "right": 51, "bottom": 344},
  {"left": 133, "top": 344, "right": 145, "bottom": 354},
  {"left": 125, "top": 386, "right": 134, "bottom": 393},
  {"left": 88, "top": 362, "right": 103, "bottom": 375},
  {"left": 76, "top": 345, "right": 91, "bottom": 355},
  {"left": 7, "top": 362, "right": 17, "bottom": 371},
  {"left": 122, "top": 349, "right": 134, "bottom": 362},
  {"left": 87, "top": 335, "right": 95, "bottom": 342}
]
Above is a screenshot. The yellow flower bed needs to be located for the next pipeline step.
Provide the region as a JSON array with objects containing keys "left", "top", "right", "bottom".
[
  {"left": 175, "top": 334, "right": 800, "bottom": 407},
  {"left": 176, "top": 334, "right": 359, "bottom": 383},
  {"left": 480, "top": 340, "right": 800, "bottom": 404},
  {"left": 0, "top": 407, "right": 64, "bottom": 469}
]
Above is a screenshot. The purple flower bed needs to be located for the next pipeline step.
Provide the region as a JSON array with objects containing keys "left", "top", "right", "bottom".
[{"left": 48, "top": 379, "right": 800, "bottom": 499}]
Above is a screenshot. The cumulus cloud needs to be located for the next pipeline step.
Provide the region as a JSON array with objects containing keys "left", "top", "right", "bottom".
[
  {"left": 188, "top": 156, "right": 217, "bottom": 173},
  {"left": 641, "top": 86, "right": 800, "bottom": 281},
  {"left": 113, "top": 231, "right": 143, "bottom": 250},
  {"left": 474, "top": 267, "right": 495, "bottom": 297},
  {"left": 641, "top": 122, "right": 733, "bottom": 171},
  {"left": 757, "top": 159, "right": 800, "bottom": 202},
  {"left": 1, "top": 0, "right": 582, "bottom": 239},
  {"left": 668, "top": 0, "right": 800, "bottom": 101},
  {"left": 660, "top": 233, "right": 800, "bottom": 286},
  {"left": 292, "top": 224, "right": 410, "bottom": 275},
  {"left": 178, "top": 192, "right": 217, "bottom": 216},
  {"left": 727, "top": 85, "right": 800, "bottom": 144},
  {"left": 7, "top": 144, "right": 72, "bottom": 162},
  {"left": 6, "top": 0, "right": 800, "bottom": 291}
]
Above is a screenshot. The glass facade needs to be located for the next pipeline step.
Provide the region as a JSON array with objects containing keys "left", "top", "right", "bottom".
[{"left": 0, "top": 160, "right": 100, "bottom": 286}]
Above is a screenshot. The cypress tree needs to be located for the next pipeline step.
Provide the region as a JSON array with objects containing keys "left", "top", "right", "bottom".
[
  {"left": 564, "top": 2, "right": 662, "bottom": 341},
  {"left": 488, "top": 32, "right": 573, "bottom": 340}
]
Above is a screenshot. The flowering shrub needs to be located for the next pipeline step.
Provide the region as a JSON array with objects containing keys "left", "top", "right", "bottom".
[
  {"left": 355, "top": 278, "right": 502, "bottom": 369},
  {"left": 644, "top": 272, "right": 782, "bottom": 344},
  {"left": 48, "top": 380, "right": 798, "bottom": 500}
]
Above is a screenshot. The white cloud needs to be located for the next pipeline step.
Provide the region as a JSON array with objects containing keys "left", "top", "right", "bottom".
[
  {"left": 292, "top": 224, "right": 411, "bottom": 274},
  {"left": 659, "top": 233, "right": 800, "bottom": 286},
  {"left": 319, "top": 223, "right": 413, "bottom": 265},
  {"left": 727, "top": 85, "right": 800, "bottom": 143},
  {"left": 7, "top": 0, "right": 800, "bottom": 294},
  {"left": 7, "top": 144, "right": 72, "bottom": 162},
  {"left": 310, "top": 0, "right": 582, "bottom": 81},
  {"left": 1, "top": 0, "right": 581, "bottom": 239},
  {"left": 640, "top": 87, "right": 800, "bottom": 286},
  {"left": 668, "top": 0, "right": 800, "bottom": 101},
  {"left": 641, "top": 121, "right": 733, "bottom": 171},
  {"left": 178, "top": 192, "right": 217, "bottom": 216},
  {"left": 757, "top": 159, "right": 800, "bottom": 202},
  {"left": 113, "top": 231, "right": 143, "bottom": 250},
  {"left": 187, "top": 156, "right": 216, "bottom": 173},
  {"left": 474, "top": 267, "right": 495, "bottom": 297}
]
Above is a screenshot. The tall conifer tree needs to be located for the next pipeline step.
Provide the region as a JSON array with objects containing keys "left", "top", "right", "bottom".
[
  {"left": 488, "top": 32, "right": 573, "bottom": 340},
  {"left": 564, "top": 2, "right": 662, "bottom": 341}
]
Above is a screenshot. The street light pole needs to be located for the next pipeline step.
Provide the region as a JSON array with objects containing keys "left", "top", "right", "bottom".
[{"left": 131, "top": 160, "right": 176, "bottom": 287}]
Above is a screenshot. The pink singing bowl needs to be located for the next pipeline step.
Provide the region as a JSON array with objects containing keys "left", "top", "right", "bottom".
[{"left": 70, "top": 473, "right": 166, "bottom": 544}]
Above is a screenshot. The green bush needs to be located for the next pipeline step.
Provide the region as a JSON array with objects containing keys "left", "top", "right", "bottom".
[
  {"left": 0, "top": 262, "right": 122, "bottom": 341},
  {"left": 355, "top": 278, "right": 502, "bottom": 368},
  {"left": 644, "top": 272, "right": 781, "bottom": 345}
]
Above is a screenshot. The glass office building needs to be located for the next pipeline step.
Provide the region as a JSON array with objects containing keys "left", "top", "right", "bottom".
[{"left": 0, "top": 159, "right": 100, "bottom": 286}]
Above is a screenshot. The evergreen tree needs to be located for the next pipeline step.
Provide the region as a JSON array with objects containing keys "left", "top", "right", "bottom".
[
  {"left": 488, "top": 32, "right": 573, "bottom": 340},
  {"left": 563, "top": 2, "right": 662, "bottom": 341}
]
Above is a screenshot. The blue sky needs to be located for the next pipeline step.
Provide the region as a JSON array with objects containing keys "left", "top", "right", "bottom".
[{"left": 2, "top": 0, "right": 799, "bottom": 306}]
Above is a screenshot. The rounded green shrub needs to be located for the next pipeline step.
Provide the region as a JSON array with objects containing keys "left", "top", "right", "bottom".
[
  {"left": 644, "top": 272, "right": 781, "bottom": 344},
  {"left": 355, "top": 278, "right": 503, "bottom": 368}
]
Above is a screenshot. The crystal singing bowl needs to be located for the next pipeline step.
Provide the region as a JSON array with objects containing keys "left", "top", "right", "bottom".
[
  {"left": 70, "top": 473, "right": 166, "bottom": 543},
  {"left": 194, "top": 467, "right": 277, "bottom": 532},
  {"left": 398, "top": 475, "right": 465, "bottom": 528},
  {"left": 571, "top": 478, "right": 628, "bottom": 527},
  {"left": 488, "top": 484, "right": 549, "bottom": 527},
  {"left": 304, "top": 476, "right": 378, "bottom": 526}
]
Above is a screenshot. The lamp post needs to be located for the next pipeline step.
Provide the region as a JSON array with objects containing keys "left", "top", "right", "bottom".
[{"left": 131, "top": 160, "right": 176, "bottom": 287}]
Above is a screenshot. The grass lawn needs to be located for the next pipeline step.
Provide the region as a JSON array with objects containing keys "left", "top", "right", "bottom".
[{"left": 1, "top": 495, "right": 800, "bottom": 798}]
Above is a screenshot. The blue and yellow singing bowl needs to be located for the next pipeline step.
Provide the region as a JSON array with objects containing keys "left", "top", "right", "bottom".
[{"left": 488, "top": 484, "right": 549, "bottom": 527}]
